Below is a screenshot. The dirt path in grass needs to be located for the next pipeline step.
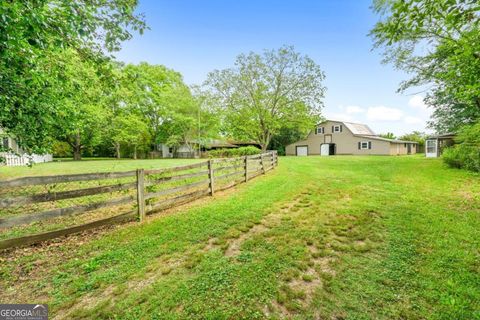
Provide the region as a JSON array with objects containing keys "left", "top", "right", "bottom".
[
  {"left": 52, "top": 183, "right": 380, "bottom": 319},
  {"left": 52, "top": 190, "right": 317, "bottom": 318}
]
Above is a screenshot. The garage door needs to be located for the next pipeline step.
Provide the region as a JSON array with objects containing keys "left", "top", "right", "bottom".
[
  {"left": 320, "top": 144, "right": 330, "bottom": 156},
  {"left": 296, "top": 146, "right": 308, "bottom": 156}
]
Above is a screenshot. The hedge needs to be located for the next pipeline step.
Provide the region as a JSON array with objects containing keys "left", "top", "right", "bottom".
[{"left": 207, "top": 146, "right": 261, "bottom": 158}]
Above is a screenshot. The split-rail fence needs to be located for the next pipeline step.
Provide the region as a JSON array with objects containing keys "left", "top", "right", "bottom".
[{"left": 0, "top": 152, "right": 278, "bottom": 250}]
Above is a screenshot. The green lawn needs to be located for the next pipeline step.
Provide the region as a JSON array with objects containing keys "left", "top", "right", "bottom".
[
  {"left": 1, "top": 155, "right": 479, "bottom": 319},
  {"left": 0, "top": 158, "right": 202, "bottom": 179}
]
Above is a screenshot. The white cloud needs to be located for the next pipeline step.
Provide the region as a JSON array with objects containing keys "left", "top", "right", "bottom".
[
  {"left": 408, "top": 95, "right": 428, "bottom": 110},
  {"left": 404, "top": 116, "right": 423, "bottom": 125},
  {"left": 366, "top": 106, "right": 404, "bottom": 121},
  {"left": 324, "top": 111, "right": 354, "bottom": 122},
  {"left": 345, "top": 105, "right": 365, "bottom": 114}
]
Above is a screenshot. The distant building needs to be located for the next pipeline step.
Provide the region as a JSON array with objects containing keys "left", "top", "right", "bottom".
[
  {"left": 286, "top": 120, "right": 418, "bottom": 156},
  {"left": 0, "top": 128, "right": 53, "bottom": 166},
  {"left": 425, "top": 133, "right": 456, "bottom": 158},
  {"left": 158, "top": 139, "right": 261, "bottom": 158}
]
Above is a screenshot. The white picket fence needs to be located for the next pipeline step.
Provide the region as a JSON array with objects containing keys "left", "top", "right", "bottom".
[{"left": 1, "top": 153, "right": 53, "bottom": 166}]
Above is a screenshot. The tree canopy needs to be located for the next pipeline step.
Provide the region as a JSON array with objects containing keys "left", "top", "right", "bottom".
[
  {"left": 0, "top": 0, "right": 146, "bottom": 154},
  {"left": 205, "top": 46, "right": 326, "bottom": 151},
  {"left": 378, "top": 132, "right": 396, "bottom": 140},
  {"left": 399, "top": 131, "right": 426, "bottom": 144},
  {"left": 370, "top": 0, "right": 480, "bottom": 133}
]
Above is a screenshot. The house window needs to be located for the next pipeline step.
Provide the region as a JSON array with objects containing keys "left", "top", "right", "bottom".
[
  {"left": 316, "top": 127, "right": 324, "bottom": 134},
  {"left": 168, "top": 147, "right": 173, "bottom": 153},
  {"left": 332, "top": 125, "right": 342, "bottom": 133},
  {"left": 2, "top": 137, "right": 8, "bottom": 149},
  {"left": 404, "top": 143, "right": 407, "bottom": 148},
  {"left": 359, "top": 141, "right": 371, "bottom": 150}
]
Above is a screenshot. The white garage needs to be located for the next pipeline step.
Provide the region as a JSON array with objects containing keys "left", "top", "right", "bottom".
[{"left": 296, "top": 146, "right": 308, "bottom": 156}]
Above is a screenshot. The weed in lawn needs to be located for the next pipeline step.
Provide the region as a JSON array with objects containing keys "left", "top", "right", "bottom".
[{"left": 302, "top": 274, "right": 314, "bottom": 282}]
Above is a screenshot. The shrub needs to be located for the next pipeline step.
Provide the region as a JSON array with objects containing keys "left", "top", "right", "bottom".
[
  {"left": 207, "top": 146, "right": 261, "bottom": 158},
  {"left": 52, "top": 141, "right": 72, "bottom": 157},
  {"left": 237, "top": 146, "right": 262, "bottom": 156},
  {"left": 442, "top": 122, "right": 480, "bottom": 172},
  {"left": 442, "top": 147, "right": 465, "bottom": 169}
]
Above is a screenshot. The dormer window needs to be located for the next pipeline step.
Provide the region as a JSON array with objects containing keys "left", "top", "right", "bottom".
[
  {"left": 332, "top": 125, "right": 342, "bottom": 133},
  {"left": 316, "top": 127, "right": 324, "bottom": 134}
]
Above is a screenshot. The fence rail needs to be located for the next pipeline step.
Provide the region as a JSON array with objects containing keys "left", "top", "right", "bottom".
[{"left": 0, "top": 151, "right": 278, "bottom": 250}]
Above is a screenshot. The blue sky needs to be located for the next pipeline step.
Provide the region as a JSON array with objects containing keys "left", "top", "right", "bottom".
[{"left": 116, "top": 0, "right": 432, "bottom": 136}]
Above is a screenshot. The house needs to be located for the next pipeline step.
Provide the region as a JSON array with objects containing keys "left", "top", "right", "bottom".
[
  {"left": 0, "top": 128, "right": 53, "bottom": 166},
  {"left": 159, "top": 139, "right": 261, "bottom": 158},
  {"left": 425, "top": 133, "right": 455, "bottom": 158},
  {"left": 286, "top": 120, "right": 418, "bottom": 156}
]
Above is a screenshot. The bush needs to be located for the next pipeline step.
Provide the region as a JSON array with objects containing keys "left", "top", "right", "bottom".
[
  {"left": 52, "top": 141, "right": 72, "bottom": 157},
  {"left": 442, "top": 122, "right": 480, "bottom": 172},
  {"left": 442, "top": 147, "right": 465, "bottom": 169},
  {"left": 207, "top": 146, "right": 261, "bottom": 158}
]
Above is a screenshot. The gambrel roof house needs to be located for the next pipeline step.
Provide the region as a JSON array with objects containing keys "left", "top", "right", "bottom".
[{"left": 286, "top": 120, "right": 418, "bottom": 156}]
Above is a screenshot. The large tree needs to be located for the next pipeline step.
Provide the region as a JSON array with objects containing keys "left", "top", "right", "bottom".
[
  {"left": 110, "top": 113, "right": 150, "bottom": 159},
  {"left": 53, "top": 50, "right": 109, "bottom": 160},
  {"left": 205, "top": 46, "right": 326, "bottom": 151},
  {"left": 370, "top": 0, "right": 480, "bottom": 132},
  {"left": 0, "top": 0, "right": 146, "bottom": 154},
  {"left": 158, "top": 95, "right": 221, "bottom": 155},
  {"left": 120, "top": 63, "right": 196, "bottom": 150}
]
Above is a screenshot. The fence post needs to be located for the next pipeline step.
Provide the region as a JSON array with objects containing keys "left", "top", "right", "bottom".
[
  {"left": 244, "top": 156, "right": 248, "bottom": 182},
  {"left": 208, "top": 160, "right": 214, "bottom": 196},
  {"left": 136, "top": 169, "right": 146, "bottom": 222},
  {"left": 260, "top": 154, "right": 266, "bottom": 174}
]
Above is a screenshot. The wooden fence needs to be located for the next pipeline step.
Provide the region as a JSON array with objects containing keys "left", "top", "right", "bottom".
[
  {"left": 1, "top": 153, "right": 53, "bottom": 167},
  {"left": 0, "top": 151, "right": 278, "bottom": 250}
]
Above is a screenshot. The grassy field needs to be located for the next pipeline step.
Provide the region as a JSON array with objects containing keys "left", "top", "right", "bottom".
[
  {"left": 0, "top": 158, "right": 202, "bottom": 179},
  {"left": 0, "top": 157, "right": 206, "bottom": 241},
  {"left": 1, "top": 155, "right": 479, "bottom": 319}
]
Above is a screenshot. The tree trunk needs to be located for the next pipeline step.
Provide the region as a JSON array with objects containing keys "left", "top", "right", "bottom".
[
  {"left": 73, "top": 148, "right": 81, "bottom": 161},
  {"left": 133, "top": 145, "right": 137, "bottom": 159},
  {"left": 73, "top": 133, "right": 82, "bottom": 161},
  {"left": 115, "top": 142, "right": 121, "bottom": 159},
  {"left": 260, "top": 133, "right": 270, "bottom": 152}
]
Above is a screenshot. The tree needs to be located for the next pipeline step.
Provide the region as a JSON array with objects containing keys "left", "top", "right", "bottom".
[
  {"left": 399, "top": 131, "right": 427, "bottom": 152},
  {"left": 269, "top": 126, "right": 309, "bottom": 155},
  {"left": 121, "top": 63, "right": 195, "bottom": 150},
  {"left": 157, "top": 91, "right": 222, "bottom": 156},
  {"left": 53, "top": 50, "right": 109, "bottom": 160},
  {"left": 378, "top": 132, "right": 396, "bottom": 139},
  {"left": 370, "top": 0, "right": 480, "bottom": 132},
  {"left": 0, "top": 1, "right": 146, "bottom": 154},
  {"left": 205, "top": 46, "right": 326, "bottom": 151},
  {"left": 111, "top": 113, "right": 150, "bottom": 159}
]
